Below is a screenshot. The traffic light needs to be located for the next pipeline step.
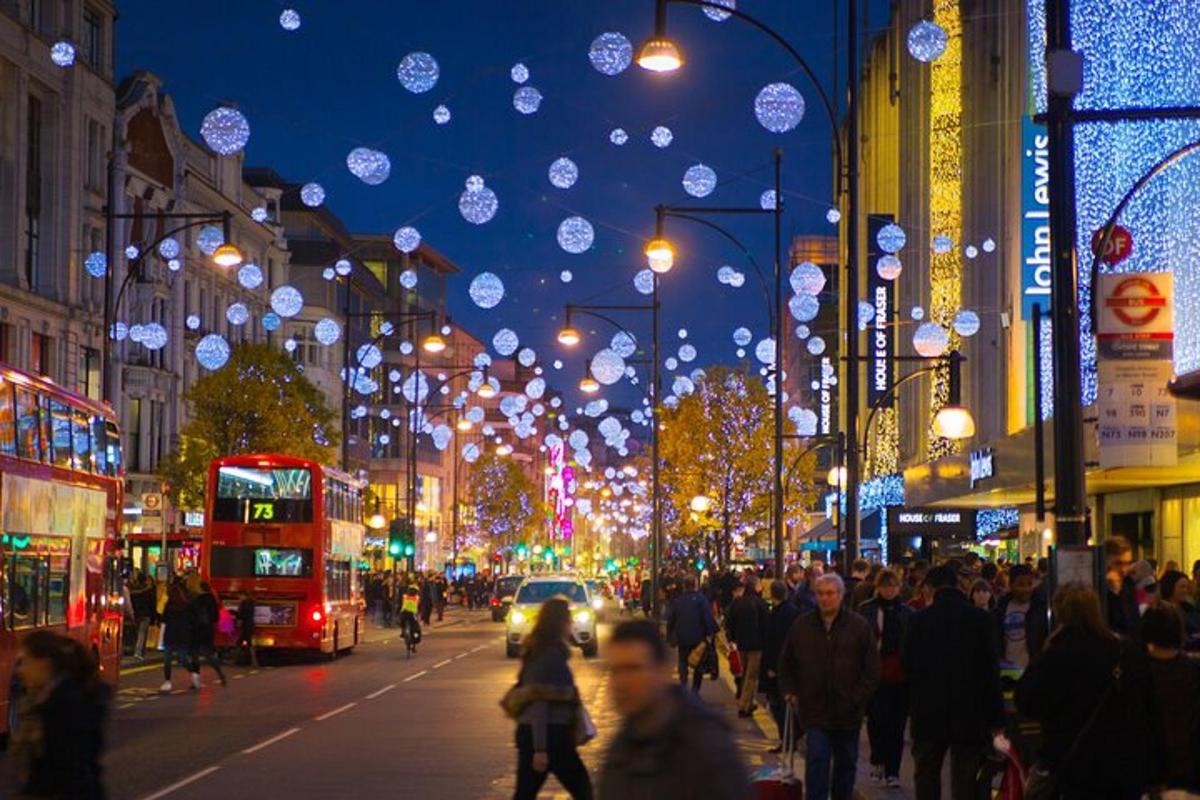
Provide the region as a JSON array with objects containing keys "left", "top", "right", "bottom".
[
  {"left": 515, "top": 543, "right": 529, "bottom": 560},
  {"left": 388, "top": 520, "right": 416, "bottom": 560}
]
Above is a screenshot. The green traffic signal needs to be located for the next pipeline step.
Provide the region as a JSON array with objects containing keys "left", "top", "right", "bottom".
[
  {"left": 404, "top": 544, "right": 415, "bottom": 556},
  {"left": 388, "top": 541, "right": 402, "bottom": 556}
]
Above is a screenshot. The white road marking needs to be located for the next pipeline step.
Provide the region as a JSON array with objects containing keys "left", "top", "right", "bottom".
[
  {"left": 402, "top": 670, "right": 428, "bottom": 682},
  {"left": 315, "top": 702, "right": 356, "bottom": 721},
  {"left": 454, "top": 652, "right": 469, "bottom": 659},
  {"left": 432, "top": 658, "right": 453, "bottom": 669},
  {"left": 241, "top": 727, "right": 301, "bottom": 754},
  {"left": 365, "top": 683, "right": 396, "bottom": 699},
  {"left": 137, "top": 766, "right": 220, "bottom": 800},
  {"left": 117, "top": 703, "right": 135, "bottom": 710},
  {"left": 233, "top": 674, "right": 246, "bottom": 680},
  {"left": 471, "top": 644, "right": 488, "bottom": 653}
]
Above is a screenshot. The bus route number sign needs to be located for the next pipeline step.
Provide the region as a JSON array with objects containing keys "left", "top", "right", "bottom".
[{"left": 251, "top": 501, "right": 276, "bottom": 521}]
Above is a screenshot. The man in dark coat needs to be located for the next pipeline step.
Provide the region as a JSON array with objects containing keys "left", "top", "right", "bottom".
[
  {"left": 725, "top": 573, "right": 769, "bottom": 717},
  {"left": 762, "top": 579, "right": 803, "bottom": 747},
  {"left": 779, "top": 573, "right": 879, "bottom": 800},
  {"left": 902, "top": 564, "right": 1003, "bottom": 800},
  {"left": 665, "top": 575, "right": 718, "bottom": 691},
  {"left": 597, "top": 621, "right": 748, "bottom": 800}
]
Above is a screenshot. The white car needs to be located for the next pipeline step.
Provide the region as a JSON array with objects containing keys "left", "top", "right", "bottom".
[{"left": 505, "top": 576, "right": 598, "bottom": 659}]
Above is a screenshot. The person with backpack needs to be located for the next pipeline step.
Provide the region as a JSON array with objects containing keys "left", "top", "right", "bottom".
[{"left": 665, "top": 575, "right": 719, "bottom": 692}]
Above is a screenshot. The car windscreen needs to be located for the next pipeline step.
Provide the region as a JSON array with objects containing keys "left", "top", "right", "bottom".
[
  {"left": 497, "top": 577, "right": 523, "bottom": 595},
  {"left": 514, "top": 581, "right": 587, "bottom": 604}
]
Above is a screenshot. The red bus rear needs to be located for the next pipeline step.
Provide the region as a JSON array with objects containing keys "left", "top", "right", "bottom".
[
  {"left": 202, "top": 455, "right": 365, "bottom": 654},
  {"left": 0, "top": 364, "right": 125, "bottom": 738}
]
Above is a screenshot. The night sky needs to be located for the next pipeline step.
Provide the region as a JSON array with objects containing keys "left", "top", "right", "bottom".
[{"left": 115, "top": 1, "right": 881, "bottom": 410}]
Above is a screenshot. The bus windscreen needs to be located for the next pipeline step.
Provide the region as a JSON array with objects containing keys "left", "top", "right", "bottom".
[{"left": 212, "top": 466, "right": 313, "bottom": 523}]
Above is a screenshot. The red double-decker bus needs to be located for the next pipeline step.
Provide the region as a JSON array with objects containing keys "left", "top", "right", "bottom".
[
  {"left": 0, "top": 364, "right": 125, "bottom": 739},
  {"left": 202, "top": 454, "right": 366, "bottom": 654}
]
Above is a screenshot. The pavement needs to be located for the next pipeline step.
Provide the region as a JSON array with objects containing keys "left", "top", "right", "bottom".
[{"left": 1, "top": 607, "right": 920, "bottom": 798}]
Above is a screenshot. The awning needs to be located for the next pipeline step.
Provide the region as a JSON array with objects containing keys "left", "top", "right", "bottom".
[{"left": 1170, "top": 370, "right": 1200, "bottom": 400}]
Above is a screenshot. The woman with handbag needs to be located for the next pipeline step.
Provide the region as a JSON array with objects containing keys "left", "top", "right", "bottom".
[
  {"left": 503, "top": 598, "right": 594, "bottom": 800},
  {"left": 1016, "top": 584, "right": 1156, "bottom": 800}
]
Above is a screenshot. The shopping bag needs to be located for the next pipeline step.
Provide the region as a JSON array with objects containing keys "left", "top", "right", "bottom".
[
  {"left": 687, "top": 640, "right": 709, "bottom": 669},
  {"left": 751, "top": 706, "right": 802, "bottom": 799},
  {"left": 575, "top": 703, "right": 597, "bottom": 746},
  {"left": 728, "top": 646, "right": 743, "bottom": 677},
  {"left": 217, "top": 607, "right": 236, "bottom": 636}
]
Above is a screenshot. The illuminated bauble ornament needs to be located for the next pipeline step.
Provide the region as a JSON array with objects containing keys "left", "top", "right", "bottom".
[
  {"left": 611, "top": 331, "right": 637, "bottom": 358},
  {"left": 399, "top": 341, "right": 414, "bottom": 355},
  {"left": 760, "top": 190, "right": 777, "bottom": 210},
  {"left": 469, "top": 272, "right": 505, "bottom": 308},
  {"left": 755, "top": 338, "right": 776, "bottom": 365},
  {"left": 322, "top": 268, "right": 335, "bottom": 281},
  {"left": 511, "top": 62, "right": 529, "bottom": 83},
  {"left": 590, "top": 348, "right": 626, "bottom": 385},
  {"left": 492, "top": 328, "right": 519, "bottom": 357},
  {"left": 790, "top": 261, "right": 827, "bottom": 295},
  {"left": 755, "top": 82, "right": 805, "bottom": 133},
  {"left": 717, "top": 265, "right": 737, "bottom": 285},
  {"left": 858, "top": 300, "right": 876, "bottom": 329},
  {"left": 346, "top": 147, "right": 391, "bottom": 186},
  {"left": 110, "top": 322, "right": 128, "bottom": 341},
  {"left": 703, "top": 0, "right": 735, "bottom": 21},
  {"left": 393, "top": 226, "right": 421, "bottom": 253},
  {"left": 196, "top": 334, "right": 230, "bottom": 370},
  {"left": 313, "top": 318, "right": 341, "bottom": 346},
  {"left": 185, "top": 314, "right": 201, "bottom": 331},
  {"left": 548, "top": 157, "right": 579, "bottom": 189},
  {"left": 141, "top": 323, "right": 168, "bottom": 350},
  {"left": 682, "top": 164, "right": 717, "bottom": 198},
  {"left": 795, "top": 324, "right": 810, "bottom": 339},
  {"left": 633, "top": 269, "right": 654, "bottom": 295},
  {"left": 733, "top": 327, "right": 752, "bottom": 347},
  {"left": 932, "top": 234, "right": 954, "bottom": 254},
  {"left": 462, "top": 442, "right": 481, "bottom": 463},
  {"left": 912, "top": 321, "right": 951, "bottom": 357},
  {"left": 167, "top": 258, "right": 181, "bottom": 272},
  {"left": 673, "top": 376, "right": 695, "bottom": 396},
  {"left": 262, "top": 312, "right": 281, "bottom": 332},
  {"left": 200, "top": 107, "right": 251, "bottom": 156},
  {"left": 357, "top": 343, "right": 383, "bottom": 369},
  {"left": 789, "top": 293, "right": 820, "bottom": 322},
  {"left": 334, "top": 259, "right": 352, "bottom": 277},
  {"left": 557, "top": 216, "right": 594, "bottom": 254},
  {"left": 876, "top": 222, "right": 907, "bottom": 253},
  {"left": 400, "top": 269, "right": 418, "bottom": 289},
  {"left": 158, "top": 238, "right": 180, "bottom": 259},
  {"left": 650, "top": 126, "right": 673, "bottom": 148},
  {"left": 525, "top": 377, "right": 546, "bottom": 400},
  {"left": 85, "top": 251, "right": 107, "bottom": 278},
  {"left": 458, "top": 176, "right": 498, "bottom": 224},
  {"left": 826, "top": 208, "right": 842, "bottom": 224},
  {"left": 678, "top": 344, "right": 697, "bottom": 363},
  {"left": 727, "top": 270, "right": 745, "bottom": 288},
  {"left": 279, "top": 9, "right": 301, "bottom": 30},
  {"left": 196, "top": 225, "right": 224, "bottom": 255},
  {"left": 513, "top": 86, "right": 543, "bottom": 114},
  {"left": 50, "top": 41, "right": 75, "bottom": 67},
  {"left": 129, "top": 324, "right": 147, "bottom": 344},
  {"left": 911, "top": 306, "right": 925, "bottom": 321},
  {"left": 589, "top": 32, "right": 633, "bottom": 75},
  {"left": 982, "top": 237, "right": 996, "bottom": 253},
  {"left": 432, "top": 425, "right": 453, "bottom": 451},
  {"left": 560, "top": 270, "right": 573, "bottom": 283},
  {"left": 793, "top": 408, "right": 819, "bottom": 437},
  {"left": 269, "top": 285, "right": 303, "bottom": 318},
  {"left": 226, "top": 303, "right": 249, "bottom": 326},
  {"left": 807, "top": 336, "right": 827, "bottom": 356},
  {"left": 609, "top": 128, "right": 629, "bottom": 146},
  {"left": 397, "top": 52, "right": 439, "bottom": 93},
  {"left": 518, "top": 347, "right": 537, "bottom": 368},
  {"left": 876, "top": 254, "right": 903, "bottom": 280},
  {"left": 433, "top": 105, "right": 451, "bottom": 125},
  {"left": 251, "top": 206, "right": 269, "bottom": 223},
  {"left": 965, "top": 245, "right": 979, "bottom": 259},
  {"left": 125, "top": 245, "right": 141, "bottom": 260},
  {"left": 953, "top": 309, "right": 981, "bottom": 337},
  {"left": 907, "top": 20, "right": 948, "bottom": 63}
]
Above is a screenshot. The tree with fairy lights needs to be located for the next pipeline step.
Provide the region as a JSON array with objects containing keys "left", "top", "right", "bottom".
[
  {"left": 159, "top": 343, "right": 339, "bottom": 510},
  {"left": 465, "top": 452, "right": 538, "bottom": 550}
]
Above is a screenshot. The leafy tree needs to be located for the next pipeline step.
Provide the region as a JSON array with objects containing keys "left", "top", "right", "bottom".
[
  {"left": 159, "top": 343, "right": 339, "bottom": 509},
  {"left": 464, "top": 452, "right": 538, "bottom": 547}
]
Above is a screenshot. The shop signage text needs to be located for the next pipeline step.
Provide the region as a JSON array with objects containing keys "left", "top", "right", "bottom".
[
  {"left": 1021, "top": 117, "right": 1051, "bottom": 319},
  {"left": 887, "top": 506, "right": 978, "bottom": 538},
  {"left": 970, "top": 448, "right": 995, "bottom": 487}
]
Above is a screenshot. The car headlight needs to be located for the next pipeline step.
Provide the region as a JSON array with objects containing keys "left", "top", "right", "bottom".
[
  {"left": 573, "top": 610, "right": 594, "bottom": 625},
  {"left": 510, "top": 610, "right": 527, "bottom": 626},
  {"left": 591, "top": 597, "right": 603, "bottom": 610}
]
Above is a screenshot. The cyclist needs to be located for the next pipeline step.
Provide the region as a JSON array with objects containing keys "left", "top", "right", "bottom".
[{"left": 399, "top": 585, "right": 422, "bottom": 654}]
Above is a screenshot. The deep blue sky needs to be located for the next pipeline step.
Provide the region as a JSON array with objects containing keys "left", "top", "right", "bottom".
[{"left": 116, "top": 0, "right": 879, "bottom": 407}]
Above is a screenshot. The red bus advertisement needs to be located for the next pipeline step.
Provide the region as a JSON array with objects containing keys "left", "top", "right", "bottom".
[
  {"left": 0, "top": 365, "right": 125, "bottom": 739},
  {"left": 202, "top": 455, "right": 365, "bottom": 654}
]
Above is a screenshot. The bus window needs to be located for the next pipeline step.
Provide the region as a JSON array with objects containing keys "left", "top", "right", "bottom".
[
  {"left": 0, "top": 385, "right": 15, "bottom": 457},
  {"left": 210, "top": 546, "right": 313, "bottom": 578},
  {"left": 72, "top": 408, "right": 93, "bottom": 473},
  {"left": 325, "top": 559, "right": 350, "bottom": 603},
  {"left": 9, "top": 554, "right": 41, "bottom": 628},
  {"left": 15, "top": 389, "right": 40, "bottom": 461},
  {"left": 212, "top": 467, "right": 314, "bottom": 523},
  {"left": 49, "top": 399, "right": 71, "bottom": 468},
  {"left": 105, "top": 421, "right": 122, "bottom": 476},
  {"left": 91, "top": 416, "right": 108, "bottom": 475},
  {"left": 46, "top": 552, "right": 69, "bottom": 625}
]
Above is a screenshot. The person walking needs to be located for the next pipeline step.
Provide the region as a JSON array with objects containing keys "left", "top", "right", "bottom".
[
  {"left": 902, "top": 564, "right": 1003, "bottom": 800},
  {"left": 160, "top": 578, "right": 199, "bottom": 692},
  {"left": 504, "top": 598, "right": 593, "bottom": 800},
  {"left": 664, "top": 575, "right": 718, "bottom": 692},
  {"left": 597, "top": 620, "right": 748, "bottom": 800},
  {"left": 190, "top": 581, "right": 227, "bottom": 687},
  {"left": 1015, "top": 584, "right": 1156, "bottom": 800},
  {"left": 779, "top": 573, "right": 879, "bottom": 800},
  {"left": 857, "top": 568, "right": 911, "bottom": 788},
  {"left": 12, "top": 630, "right": 111, "bottom": 799},
  {"left": 235, "top": 592, "right": 259, "bottom": 668},
  {"left": 1104, "top": 535, "right": 1140, "bottom": 635},
  {"left": 725, "top": 573, "right": 769, "bottom": 718},
  {"left": 419, "top": 574, "right": 434, "bottom": 626},
  {"left": 1140, "top": 604, "right": 1200, "bottom": 793},
  {"left": 761, "top": 579, "right": 802, "bottom": 749},
  {"left": 127, "top": 569, "right": 157, "bottom": 660},
  {"left": 994, "top": 563, "right": 1048, "bottom": 669},
  {"left": 434, "top": 573, "right": 448, "bottom": 622}
]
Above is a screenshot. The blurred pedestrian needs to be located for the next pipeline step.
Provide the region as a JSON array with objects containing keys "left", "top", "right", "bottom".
[
  {"left": 665, "top": 575, "right": 718, "bottom": 692},
  {"left": 1140, "top": 604, "right": 1200, "bottom": 793},
  {"left": 190, "top": 581, "right": 227, "bottom": 687},
  {"left": 858, "top": 568, "right": 911, "bottom": 788},
  {"left": 126, "top": 568, "right": 157, "bottom": 660},
  {"left": 597, "top": 620, "right": 748, "bottom": 800},
  {"left": 902, "top": 564, "right": 1003, "bottom": 800},
  {"left": 725, "top": 573, "right": 768, "bottom": 718},
  {"left": 968, "top": 578, "right": 994, "bottom": 611},
  {"left": 235, "top": 592, "right": 259, "bottom": 668},
  {"left": 160, "top": 578, "right": 199, "bottom": 693},
  {"left": 1016, "top": 584, "right": 1155, "bottom": 800},
  {"left": 1104, "top": 536, "right": 1140, "bottom": 635},
  {"left": 434, "top": 573, "right": 448, "bottom": 622},
  {"left": 779, "top": 573, "right": 879, "bottom": 800},
  {"left": 504, "top": 598, "right": 593, "bottom": 800},
  {"left": 762, "top": 579, "right": 802, "bottom": 749},
  {"left": 1159, "top": 570, "right": 1200, "bottom": 644},
  {"left": 12, "top": 630, "right": 111, "bottom": 798},
  {"left": 419, "top": 574, "right": 434, "bottom": 625}
]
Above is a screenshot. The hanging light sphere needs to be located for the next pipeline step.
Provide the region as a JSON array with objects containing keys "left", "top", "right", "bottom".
[
  {"left": 634, "top": 269, "right": 655, "bottom": 295},
  {"left": 610, "top": 128, "right": 628, "bottom": 146},
  {"left": 196, "top": 333, "right": 231, "bottom": 370},
  {"left": 932, "top": 234, "right": 954, "bottom": 254},
  {"left": 912, "top": 322, "right": 951, "bottom": 358},
  {"left": 755, "top": 82, "right": 806, "bottom": 133},
  {"left": 876, "top": 254, "right": 903, "bottom": 281},
  {"left": 760, "top": 190, "right": 777, "bottom": 210},
  {"left": 755, "top": 338, "right": 776, "bottom": 365},
  {"left": 876, "top": 223, "right": 907, "bottom": 253},
  {"left": 186, "top": 314, "right": 201, "bottom": 331},
  {"left": 588, "top": 32, "right": 633, "bottom": 76},
  {"left": 269, "top": 285, "right": 304, "bottom": 318},
  {"left": 557, "top": 216, "right": 595, "bottom": 254},
  {"left": 85, "top": 252, "right": 107, "bottom": 278},
  {"left": 911, "top": 306, "right": 926, "bottom": 321},
  {"left": 733, "top": 327, "right": 752, "bottom": 347},
  {"left": 790, "top": 261, "right": 827, "bottom": 296},
  {"left": 279, "top": 9, "right": 301, "bottom": 30},
  {"left": 493, "top": 328, "right": 520, "bottom": 357},
  {"left": 432, "top": 105, "right": 451, "bottom": 125},
  {"left": 313, "top": 319, "right": 340, "bottom": 346},
  {"left": 682, "top": 164, "right": 718, "bottom": 198},
  {"left": 907, "top": 20, "right": 948, "bottom": 63},
  {"left": 393, "top": 226, "right": 421, "bottom": 254},
  {"left": 141, "top": 323, "right": 168, "bottom": 351},
  {"left": 953, "top": 309, "right": 981, "bottom": 337},
  {"left": 400, "top": 269, "right": 418, "bottom": 289},
  {"left": 982, "top": 238, "right": 997, "bottom": 253},
  {"left": 397, "top": 52, "right": 439, "bottom": 93},
  {"left": 469, "top": 272, "right": 505, "bottom": 308},
  {"left": 346, "top": 147, "right": 391, "bottom": 186},
  {"left": 511, "top": 62, "right": 530, "bottom": 83},
  {"left": 703, "top": 0, "right": 735, "bottom": 21},
  {"left": 807, "top": 336, "right": 827, "bottom": 356},
  {"left": 200, "top": 107, "right": 251, "bottom": 156},
  {"left": 650, "top": 126, "right": 673, "bottom": 148},
  {"left": 591, "top": 349, "right": 626, "bottom": 386},
  {"left": 458, "top": 177, "right": 499, "bottom": 224},
  {"left": 50, "top": 41, "right": 76, "bottom": 67},
  {"left": 300, "top": 182, "right": 325, "bottom": 208},
  {"left": 789, "top": 294, "right": 820, "bottom": 323},
  {"left": 560, "top": 270, "right": 573, "bottom": 283},
  {"left": 262, "top": 312, "right": 281, "bottom": 332},
  {"left": 548, "top": 157, "right": 579, "bottom": 189},
  {"left": 226, "top": 303, "right": 249, "bottom": 326},
  {"left": 513, "top": 86, "right": 543, "bottom": 115},
  {"left": 196, "top": 225, "right": 224, "bottom": 256},
  {"left": 251, "top": 206, "right": 269, "bottom": 223}
]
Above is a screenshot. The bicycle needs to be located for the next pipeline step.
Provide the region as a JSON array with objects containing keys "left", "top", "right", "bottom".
[{"left": 400, "top": 615, "right": 421, "bottom": 658}]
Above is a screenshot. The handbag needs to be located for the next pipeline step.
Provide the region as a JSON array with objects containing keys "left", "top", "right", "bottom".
[
  {"left": 575, "top": 702, "right": 597, "bottom": 746},
  {"left": 1024, "top": 640, "right": 1125, "bottom": 800},
  {"left": 728, "top": 645, "right": 744, "bottom": 677}
]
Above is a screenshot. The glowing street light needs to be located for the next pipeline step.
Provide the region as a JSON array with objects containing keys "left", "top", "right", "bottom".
[
  {"left": 827, "top": 465, "right": 847, "bottom": 487},
  {"left": 477, "top": 380, "right": 497, "bottom": 399},
  {"left": 932, "top": 351, "right": 976, "bottom": 440},
  {"left": 644, "top": 237, "right": 675, "bottom": 274},
  {"left": 212, "top": 242, "right": 245, "bottom": 268},
  {"left": 557, "top": 325, "right": 582, "bottom": 346},
  {"left": 421, "top": 332, "right": 447, "bottom": 354},
  {"left": 637, "top": 37, "right": 684, "bottom": 73},
  {"left": 579, "top": 375, "right": 600, "bottom": 394}
]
